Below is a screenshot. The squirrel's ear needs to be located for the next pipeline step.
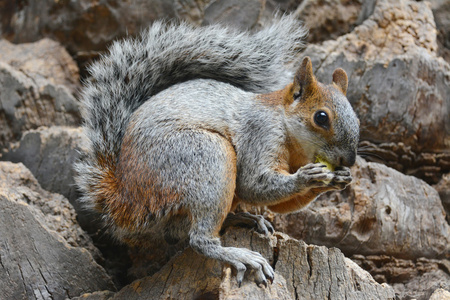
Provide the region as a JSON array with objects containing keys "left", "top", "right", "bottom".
[
  {"left": 332, "top": 68, "right": 348, "bottom": 96},
  {"left": 293, "top": 56, "right": 315, "bottom": 100}
]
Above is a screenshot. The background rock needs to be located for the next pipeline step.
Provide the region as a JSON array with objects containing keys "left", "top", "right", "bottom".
[
  {"left": 429, "top": 0, "right": 450, "bottom": 63},
  {"left": 352, "top": 255, "right": 450, "bottom": 300},
  {"left": 0, "top": 161, "right": 115, "bottom": 299},
  {"left": 0, "top": 38, "right": 80, "bottom": 94},
  {"left": 293, "top": 0, "right": 363, "bottom": 43},
  {"left": 274, "top": 157, "right": 450, "bottom": 260},
  {"left": 1, "top": 127, "right": 86, "bottom": 215},
  {"left": 202, "top": 0, "right": 264, "bottom": 30},
  {"left": 0, "top": 59, "right": 80, "bottom": 148},
  {"left": 302, "top": 0, "right": 449, "bottom": 184}
]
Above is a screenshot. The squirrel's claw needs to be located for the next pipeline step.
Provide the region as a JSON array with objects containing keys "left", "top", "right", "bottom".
[{"left": 221, "top": 212, "right": 274, "bottom": 236}]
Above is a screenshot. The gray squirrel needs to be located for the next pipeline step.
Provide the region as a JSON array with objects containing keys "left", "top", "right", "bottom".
[{"left": 75, "top": 15, "right": 359, "bottom": 287}]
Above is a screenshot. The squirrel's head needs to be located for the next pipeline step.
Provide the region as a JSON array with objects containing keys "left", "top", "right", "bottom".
[{"left": 284, "top": 57, "right": 360, "bottom": 169}]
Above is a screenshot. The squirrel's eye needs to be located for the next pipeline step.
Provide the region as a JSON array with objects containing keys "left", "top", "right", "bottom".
[{"left": 314, "top": 110, "right": 329, "bottom": 128}]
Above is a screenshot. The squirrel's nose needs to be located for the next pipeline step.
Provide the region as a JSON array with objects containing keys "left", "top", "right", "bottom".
[{"left": 338, "top": 152, "right": 356, "bottom": 167}]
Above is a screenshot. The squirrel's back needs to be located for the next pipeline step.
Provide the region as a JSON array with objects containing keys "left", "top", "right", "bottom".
[{"left": 75, "top": 16, "right": 307, "bottom": 216}]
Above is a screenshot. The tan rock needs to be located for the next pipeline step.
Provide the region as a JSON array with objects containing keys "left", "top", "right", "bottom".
[
  {"left": 0, "top": 38, "right": 80, "bottom": 94},
  {"left": 302, "top": 0, "right": 449, "bottom": 183},
  {"left": 108, "top": 229, "right": 395, "bottom": 300},
  {"left": 274, "top": 157, "right": 450, "bottom": 260}
]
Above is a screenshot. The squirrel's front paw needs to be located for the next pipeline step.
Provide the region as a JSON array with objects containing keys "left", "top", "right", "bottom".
[
  {"left": 328, "top": 166, "right": 352, "bottom": 190},
  {"left": 296, "top": 163, "right": 335, "bottom": 188}
]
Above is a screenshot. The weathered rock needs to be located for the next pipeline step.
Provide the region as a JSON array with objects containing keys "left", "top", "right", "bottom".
[
  {"left": 430, "top": 288, "right": 450, "bottom": 300},
  {"left": 1, "top": 126, "right": 86, "bottom": 212},
  {"left": 105, "top": 229, "right": 395, "bottom": 300},
  {"left": 274, "top": 157, "right": 450, "bottom": 260},
  {"left": 301, "top": 0, "right": 449, "bottom": 184},
  {"left": 429, "top": 0, "right": 450, "bottom": 62},
  {"left": 0, "top": 38, "right": 80, "bottom": 94},
  {"left": 293, "top": 0, "right": 363, "bottom": 43},
  {"left": 202, "top": 0, "right": 265, "bottom": 30},
  {"left": 0, "top": 0, "right": 209, "bottom": 71},
  {"left": 0, "top": 60, "right": 80, "bottom": 148},
  {"left": 352, "top": 255, "right": 450, "bottom": 299},
  {"left": 0, "top": 127, "right": 134, "bottom": 286},
  {"left": 0, "top": 161, "right": 100, "bottom": 258},
  {"left": 0, "top": 161, "right": 115, "bottom": 299},
  {"left": 434, "top": 173, "right": 450, "bottom": 223}
]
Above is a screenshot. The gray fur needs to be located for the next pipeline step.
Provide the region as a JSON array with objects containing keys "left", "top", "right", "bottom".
[{"left": 74, "top": 15, "right": 357, "bottom": 285}]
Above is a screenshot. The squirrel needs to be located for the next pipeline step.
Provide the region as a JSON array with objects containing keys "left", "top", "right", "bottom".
[{"left": 75, "top": 15, "right": 359, "bottom": 287}]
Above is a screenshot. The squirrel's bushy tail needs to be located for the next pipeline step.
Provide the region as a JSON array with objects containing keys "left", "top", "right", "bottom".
[{"left": 75, "top": 15, "right": 307, "bottom": 210}]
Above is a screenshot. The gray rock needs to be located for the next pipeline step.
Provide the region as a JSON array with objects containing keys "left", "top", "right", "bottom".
[
  {"left": 0, "top": 61, "right": 80, "bottom": 148},
  {"left": 202, "top": 0, "right": 265, "bottom": 30},
  {"left": 1, "top": 127, "right": 84, "bottom": 208},
  {"left": 0, "top": 161, "right": 115, "bottom": 299},
  {"left": 274, "top": 157, "right": 450, "bottom": 260},
  {"left": 0, "top": 0, "right": 209, "bottom": 68},
  {"left": 0, "top": 38, "right": 80, "bottom": 94}
]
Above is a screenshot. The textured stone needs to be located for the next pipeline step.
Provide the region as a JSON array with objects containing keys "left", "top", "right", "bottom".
[
  {"left": 301, "top": 0, "right": 449, "bottom": 184},
  {"left": 202, "top": 0, "right": 265, "bottom": 30},
  {"left": 0, "top": 161, "right": 115, "bottom": 299},
  {"left": 294, "top": 0, "right": 364, "bottom": 43},
  {"left": 108, "top": 229, "right": 395, "bottom": 300},
  {"left": 0, "top": 61, "right": 80, "bottom": 147},
  {"left": 352, "top": 255, "right": 450, "bottom": 299},
  {"left": 434, "top": 173, "right": 450, "bottom": 223},
  {"left": 0, "top": 38, "right": 79, "bottom": 94},
  {"left": 1, "top": 126, "right": 86, "bottom": 212},
  {"left": 0, "top": 0, "right": 208, "bottom": 70},
  {"left": 429, "top": 0, "right": 450, "bottom": 62},
  {"left": 274, "top": 157, "right": 450, "bottom": 260}
]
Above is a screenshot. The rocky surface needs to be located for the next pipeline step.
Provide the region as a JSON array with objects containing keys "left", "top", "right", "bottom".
[
  {"left": 1, "top": 127, "right": 86, "bottom": 213},
  {"left": 0, "top": 38, "right": 80, "bottom": 94},
  {"left": 293, "top": 0, "right": 364, "bottom": 43},
  {"left": 352, "top": 255, "right": 450, "bottom": 299},
  {"left": 0, "top": 41, "right": 81, "bottom": 148},
  {"left": 87, "top": 229, "right": 394, "bottom": 300},
  {"left": 0, "top": 161, "right": 115, "bottom": 299},
  {"left": 0, "top": 0, "right": 448, "bottom": 299},
  {"left": 302, "top": 0, "right": 450, "bottom": 184},
  {"left": 274, "top": 157, "right": 450, "bottom": 260}
]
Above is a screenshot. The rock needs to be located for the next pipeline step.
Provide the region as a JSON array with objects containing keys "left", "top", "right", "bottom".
[
  {"left": 434, "top": 173, "right": 450, "bottom": 223},
  {"left": 0, "top": 0, "right": 209, "bottom": 72},
  {"left": 108, "top": 229, "right": 395, "bottom": 300},
  {"left": 429, "top": 0, "right": 450, "bottom": 62},
  {"left": 0, "top": 128, "right": 134, "bottom": 286},
  {"left": 1, "top": 126, "right": 86, "bottom": 213},
  {"left": 274, "top": 157, "right": 450, "bottom": 260},
  {"left": 0, "top": 161, "right": 100, "bottom": 258},
  {"left": 202, "top": 0, "right": 265, "bottom": 30},
  {"left": 352, "top": 255, "right": 450, "bottom": 299},
  {"left": 0, "top": 61, "right": 80, "bottom": 148},
  {"left": 293, "top": 0, "right": 364, "bottom": 43},
  {"left": 0, "top": 161, "right": 115, "bottom": 299},
  {"left": 302, "top": 0, "right": 450, "bottom": 182},
  {"left": 0, "top": 38, "right": 80, "bottom": 94},
  {"left": 430, "top": 288, "right": 450, "bottom": 300}
]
